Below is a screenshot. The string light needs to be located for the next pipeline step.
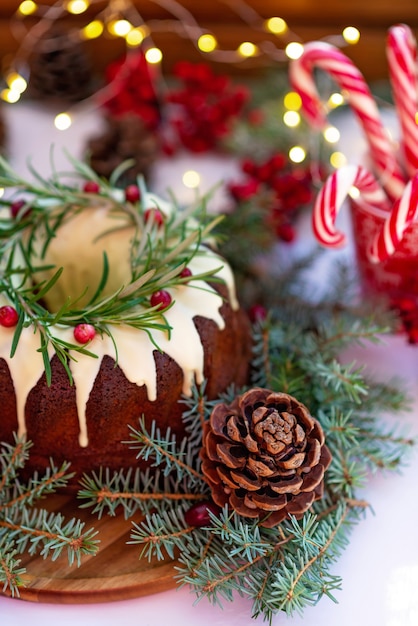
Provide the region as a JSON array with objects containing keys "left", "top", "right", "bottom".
[
  {"left": 81, "top": 20, "right": 104, "bottom": 40},
  {"left": 1, "top": 89, "right": 20, "bottom": 103},
  {"left": 328, "top": 92, "right": 345, "bottom": 108},
  {"left": 237, "top": 42, "right": 258, "bottom": 57},
  {"left": 107, "top": 19, "right": 132, "bottom": 37},
  {"left": 182, "top": 170, "right": 201, "bottom": 189},
  {"left": 330, "top": 152, "right": 347, "bottom": 168},
  {"left": 342, "top": 26, "right": 360, "bottom": 45},
  {"left": 285, "top": 42, "right": 304, "bottom": 60},
  {"left": 198, "top": 34, "right": 217, "bottom": 53},
  {"left": 66, "top": 0, "right": 89, "bottom": 15},
  {"left": 289, "top": 146, "right": 306, "bottom": 163},
  {"left": 349, "top": 186, "right": 361, "bottom": 199},
  {"left": 126, "top": 27, "right": 146, "bottom": 47},
  {"left": 283, "top": 110, "right": 300, "bottom": 127},
  {"left": 265, "top": 17, "right": 287, "bottom": 35},
  {"left": 323, "top": 126, "right": 340, "bottom": 143},
  {"left": 54, "top": 113, "right": 72, "bottom": 130},
  {"left": 17, "top": 1, "right": 37, "bottom": 16},
  {"left": 283, "top": 91, "right": 302, "bottom": 111},
  {"left": 145, "top": 47, "right": 163, "bottom": 64},
  {"left": 6, "top": 72, "right": 27, "bottom": 94}
]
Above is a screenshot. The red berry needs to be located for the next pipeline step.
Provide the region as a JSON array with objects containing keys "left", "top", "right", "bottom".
[
  {"left": 0, "top": 305, "right": 19, "bottom": 328},
  {"left": 125, "top": 185, "right": 141, "bottom": 203},
  {"left": 10, "top": 200, "right": 30, "bottom": 219},
  {"left": 179, "top": 267, "right": 192, "bottom": 279},
  {"left": 276, "top": 222, "right": 296, "bottom": 243},
  {"left": 83, "top": 181, "right": 100, "bottom": 193},
  {"left": 184, "top": 501, "right": 221, "bottom": 527},
  {"left": 248, "top": 304, "right": 267, "bottom": 323},
  {"left": 150, "top": 290, "right": 172, "bottom": 310},
  {"left": 74, "top": 323, "right": 96, "bottom": 344},
  {"left": 144, "top": 208, "right": 164, "bottom": 226}
]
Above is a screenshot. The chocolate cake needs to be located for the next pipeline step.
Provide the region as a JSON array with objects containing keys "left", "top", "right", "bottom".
[{"left": 0, "top": 161, "right": 251, "bottom": 483}]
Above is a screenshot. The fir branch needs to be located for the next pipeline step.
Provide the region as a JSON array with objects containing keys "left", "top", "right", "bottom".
[{"left": 127, "top": 418, "right": 203, "bottom": 485}]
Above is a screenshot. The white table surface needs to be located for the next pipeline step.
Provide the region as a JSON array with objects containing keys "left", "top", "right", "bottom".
[{"left": 1, "top": 102, "right": 417, "bottom": 626}]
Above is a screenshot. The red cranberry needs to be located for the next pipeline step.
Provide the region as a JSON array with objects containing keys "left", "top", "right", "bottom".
[
  {"left": 184, "top": 501, "right": 221, "bottom": 527},
  {"left": 248, "top": 304, "right": 267, "bottom": 323},
  {"left": 74, "top": 323, "right": 96, "bottom": 344},
  {"left": 150, "top": 290, "right": 172, "bottom": 310},
  {"left": 179, "top": 267, "right": 192, "bottom": 279},
  {"left": 10, "top": 200, "right": 30, "bottom": 219},
  {"left": 0, "top": 305, "right": 19, "bottom": 328},
  {"left": 125, "top": 185, "right": 141, "bottom": 203},
  {"left": 276, "top": 222, "right": 296, "bottom": 243},
  {"left": 82, "top": 181, "right": 101, "bottom": 193},
  {"left": 144, "top": 208, "right": 164, "bottom": 226}
]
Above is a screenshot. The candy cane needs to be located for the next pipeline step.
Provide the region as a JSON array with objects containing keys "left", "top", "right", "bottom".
[
  {"left": 368, "top": 173, "right": 418, "bottom": 262},
  {"left": 289, "top": 41, "right": 406, "bottom": 201},
  {"left": 313, "top": 164, "right": 390, "bottom": 247},
  {"left": 387, "top": 24, "right": 418, "bottom": 177}
]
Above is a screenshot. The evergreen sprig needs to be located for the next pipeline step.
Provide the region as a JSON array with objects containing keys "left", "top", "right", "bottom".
[
  {"left": 0, "top": 435, "right": 99, "bottom": 596},
  {"left": 76, "top": 297, "right": 414, "bottom": 622}
]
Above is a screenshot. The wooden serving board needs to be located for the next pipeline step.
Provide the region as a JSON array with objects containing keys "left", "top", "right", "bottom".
[{"left": 3, "top": 494, "right": 178, "bottom": 604}]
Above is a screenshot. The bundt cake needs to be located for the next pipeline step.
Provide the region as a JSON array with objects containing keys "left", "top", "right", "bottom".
[{"left": 0, "top": 157, "right": 251, "bottom": 483}]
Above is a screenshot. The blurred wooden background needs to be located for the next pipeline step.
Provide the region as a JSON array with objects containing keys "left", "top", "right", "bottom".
[{"left": 1, "top": 0, "right": 418, "bottom": 81}]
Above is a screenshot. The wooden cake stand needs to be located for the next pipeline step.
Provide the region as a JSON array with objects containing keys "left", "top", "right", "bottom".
[{"left": 4, "top": 494, "right": 178, "bottom": 604}]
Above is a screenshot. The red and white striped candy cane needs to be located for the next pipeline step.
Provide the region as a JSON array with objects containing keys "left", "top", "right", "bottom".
[
  {"left": 289, "top": 41, "right": 406, "bottom": 201},
  {"left": 313, "top": 164, "right": 390, "bottom": 247},
  {"left": 368, "top": 173, "right": 418, "bottom": 263},
  {"left": 387, "top": 24, "right": 418, "bottom": 177}
]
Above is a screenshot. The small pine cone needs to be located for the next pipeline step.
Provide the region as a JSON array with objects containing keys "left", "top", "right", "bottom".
[
  {"left": 201, "top": 388, "right": 332, "bottom": 528},
  {"left": 86, "top": 114, "right": 159, "bottom": 184},
  {"left": 27, "top": 26, "right": 93, "bottom": 103}
]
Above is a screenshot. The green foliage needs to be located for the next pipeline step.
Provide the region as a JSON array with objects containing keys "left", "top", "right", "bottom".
[
  {"left": 0, "top": 435, "right": 99, "bottom": 597},
  {"left": 76, "top": 296, "right": 414, "bottom": 622}
]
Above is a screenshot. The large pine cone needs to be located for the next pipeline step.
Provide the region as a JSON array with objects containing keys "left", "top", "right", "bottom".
[{"left": 201, "top": 388, "right": 332, "bottom": 528}]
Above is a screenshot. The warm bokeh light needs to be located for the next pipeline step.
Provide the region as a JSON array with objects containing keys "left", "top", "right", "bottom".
[
  {"left": 66, "top": 0, "right": 89, "bottom": 15},
  {"left": 54, "top": 113, "right": 72, "bottom": 130},
  {"left": 328, "top": 92, "right": 345, "bottom": 108},
  {"left": 237, "top": 42, "right": 258, "bottom": 57},
  {"left": 323, "top": 126, "right": 341, "bottom": 143},
  {"left": 17, "top": 1, "right": 37, "bottom": 15},
  {"left": 198, "top": 34, "right": 217, "bottom": 53},
  {"left": 289, "top": 146, "right": 306, "bottom": 163},
  {"left": 330, "top": 151, "right": 347, "bottom": 168},
  {"left": 182, "top": 170, "right": 201, "bottom": 189},
  {"left": 1, "top": 89, "right": 20, "bottom": 103},
  {"left": 283, "top": 91, "right": 302, "bottom": 111},
  {"left": 108, "top": 19, "right": 132, "bottom": 37},
  {"left": 349, "top": 186, "right": 361, "bottom": 199},
  {"left": 283, "top": 111, "right": 301, "bottom": 127},
  {"left": 285, "top": 42, "right": 304, "bottom": 60},
  {"left": 81, "top": 20, "right": 104, "bottom": 39},
  {"left": 126, "top": 27, "right": 146, "bottom": 47},
  {"left": 145, "top": 47, "right": 163, "bottom": 64},
  {"left": 265, "top": 17, "right": 287, "bottom": 35},
  {"left": 6, "top": 73, "right": 27, "bottom": 94},
  {"left": 342, "top": 26, "right": 360, "bottom": 45}
]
